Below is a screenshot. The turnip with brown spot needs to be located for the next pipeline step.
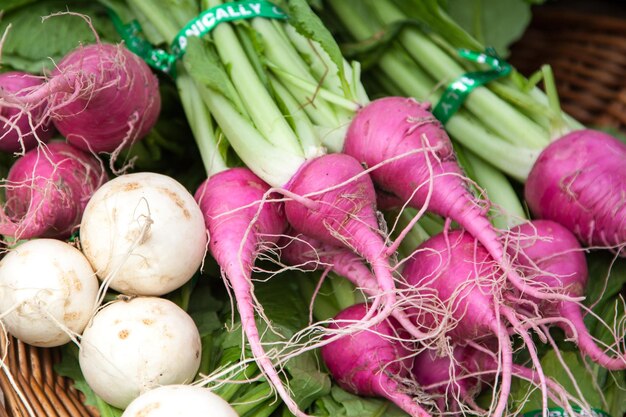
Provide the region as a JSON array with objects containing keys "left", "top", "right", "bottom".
[
  {"left": 78, "top": 296, "right": 201, "bottom": 409},
  {"left": 0, "top": 238, "right": 98, "bottom": 347},
  {"left": 79, "top": 172, "right": 207, "bottom": 296}
]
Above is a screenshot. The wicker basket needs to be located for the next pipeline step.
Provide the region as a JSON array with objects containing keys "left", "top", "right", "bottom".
[
  {"left": 0, "top": 334, "right": 97, "bottom": 417},
  {"left": 510, "top": 4, "right": 626, "bottom": 132},
  {"left": 2, "top": 4, "right": 626, "bottom": 417}
]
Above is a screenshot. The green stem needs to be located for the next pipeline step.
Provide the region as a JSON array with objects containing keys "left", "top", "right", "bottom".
[
  {"left": 196, "top": 85, "right": 305, "bottom": 186},
  {"left": 128, "top": 0, "right": 181, "bottom": 40},
  {"left": 540, "top": 64, "right": 569, "bottom": 138},
  {"left": 459, "top": 146, "right": 527, "bottom": 228},
  {"left": 282, "top": 22, "right": 347, "bottom": 97},
  {"left": 176, "top": 73, "right": 228, "bottom": 176},
  {"left": 368, "top": 0, "right": 550, "bottom": 149},
  {"left": 252, "top": 18, "right": 341, "bottom": 127},
  {"left": 128, "top": 1, "right": 227, "bottom": 176},
  {"left": 445, "top": 112, "right": 539, "bottom": 181},
  {"left": 269, "top": 76, "right": 324, "bottom": 159},
  {"left": 269, "top": 64, "right": 361, "bottom": 113},
  {"left": 206, "top": 0, "right": 303, "bottom": 156}
]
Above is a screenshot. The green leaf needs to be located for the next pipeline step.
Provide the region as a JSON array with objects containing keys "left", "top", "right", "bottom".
[
  {"left": 0, "top": 0, "right": 120, "bottom": 73},
  {"left": 509, "top": 350, "right": 607, "bottom": 413},
  {"left": 443, "top": 0, "right": 532, "bottom": 57},
  {"left": 584, "top": 252, "right": 626, "bottom": 353},
  {"left": 216, "top": 272, "right": 332, "bottom": 409},
  {"left": 278, "top": 0, "right": 349, "bottom": 94},
  {"left": 182, "top": 37, "right": 243, "bottom": 110},
  {"left": 312, "top": 386, "right": 407, "bottom": 417}
]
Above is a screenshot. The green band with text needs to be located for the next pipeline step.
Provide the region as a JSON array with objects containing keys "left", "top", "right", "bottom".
[
  {"left": 109, "top": 1, "right": 287, "bottom": 76},
  {"left": 433, "top": 48, "right": 512, "bottom": 124}
]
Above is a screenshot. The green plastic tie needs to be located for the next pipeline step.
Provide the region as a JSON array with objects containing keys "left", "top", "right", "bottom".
[
  {"left": 433, "top": 47, "right": 511, "bottom": 124},
  {"left": 521, "top": 407, "right": 612, "bottom": 417},
  {"left": 170, "top": 0, "right": 287, "bottom": 58},
  {"left": 108, "top": 8, "right": 177, "bottom": 75},
  {"left": 108, "top": 1, "right": 287, "bottom": 76}
]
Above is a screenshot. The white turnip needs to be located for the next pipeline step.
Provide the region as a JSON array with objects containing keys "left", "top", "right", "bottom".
[
  {"left": 78, "top": 296, "right": 201, "bottom": 409},
  {"left": 0, "top": 238, "right": 98, "bottom": 347},
  {"left": 80, "top": 172, "right": 207, "bottom": 296}
]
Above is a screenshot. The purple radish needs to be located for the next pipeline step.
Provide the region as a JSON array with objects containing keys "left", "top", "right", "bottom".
[
  {"left": 509, "top": 219, "right": 626, "bottom": 370},
  {"left": 194, "top": 168, "right": 306, "bottom": 415},
  {"left": 321, "top": 302, "right": 433, "bottom": 417},
  {"left": 0, "top": 72, "right": 55, "bottom": 152},
  {"left": 0, "top": 141, "right": 107, "bottom": 239},
  {"left": 283, "top": 153, "right": 398, "bottom": 325},
  {"left": 402, "top": 230, "right": 515, "bottom": 417},
  {"left": 344, "top": 96, "right": 562, "bottom": 302},
  {"left": 413, "top": 344, "right": 576, "bottom": 414},
  {"left": 525, "top": 129, "right": 626, "bottom": 251},
  {"left": 5, "top": 43, "right": 160, "bottom": 153}
]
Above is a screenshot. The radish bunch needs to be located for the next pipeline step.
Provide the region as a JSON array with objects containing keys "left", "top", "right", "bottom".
[{"left": 21, "top": 1, "right": 618, "bottom": 416}]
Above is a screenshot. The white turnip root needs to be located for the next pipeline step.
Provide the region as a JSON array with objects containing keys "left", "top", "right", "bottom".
[
  {"left": 0, "top": 238, "right": 98, "bottom": 347},
  {"left": 79, "top": 296, "right": 201, "bottom": 409},
  {"left": 79, "top": 172, "right": 207, "bottom": 296},
  {"left": 121, "top": 384, "right": 238, "bottom": 417}
]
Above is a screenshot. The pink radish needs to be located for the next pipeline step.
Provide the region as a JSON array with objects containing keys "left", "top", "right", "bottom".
[
  {"left": 280, "top": 230, "right": 445, "bottom": 341},
  {"left": 0, "top": 141, "right": 106, "bottom": 239},
  {"left": 509, "top": 219, "right": 626, "bottom": 370},
  {"left": 321, "top": 302, "right": 432, "bottom": 417},
  {"left": 194, "top": 168, "right": 296, "bottom": 415},
  {"left": 283, "top": 153, "right": 397, "bottom": 325},
  {"left": 402, "top": 230, "right": 517, "bottom": 417},
  {"left": 0, "top": 72, "right": 54, "bottom": 153},
  {"left": 525, "top": 129, "right": 626, "bottom": 251},
  {"left": 4, "top": 43, "right": 160, "bottom": 154},
  {"left": 413, "top": 344, "right": 577, "bottom": 414},
  {"left": 344, "top": 96, "right": 563, "bottom": 302}
]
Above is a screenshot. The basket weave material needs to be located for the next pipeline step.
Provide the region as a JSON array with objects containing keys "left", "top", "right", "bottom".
[
  {"left": 0, "top": 334, "right": 96, "bottom": 417},
  {"left": 2, "top": 5, "right": 626, "bottom": 417},
  {"left": 510, "top": 7, "right": 626, "bottom": 132}
]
